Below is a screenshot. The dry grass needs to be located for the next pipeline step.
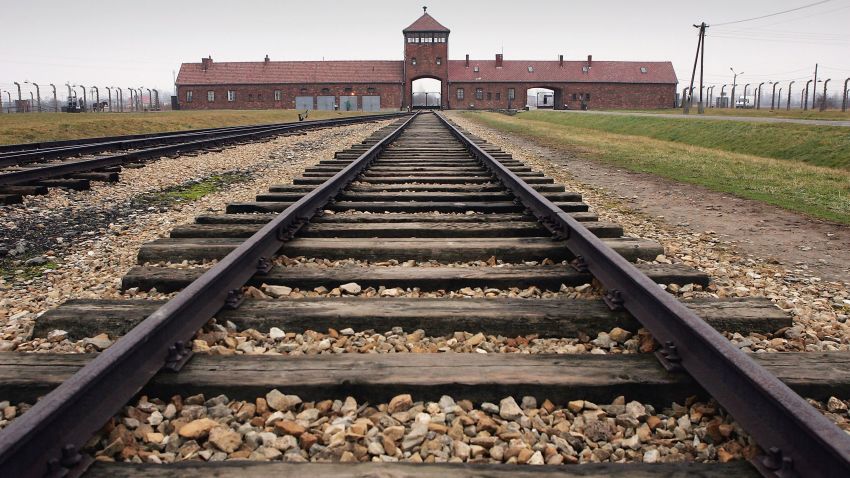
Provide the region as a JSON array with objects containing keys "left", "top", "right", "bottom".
[
  {"left": 0, "top": 109, "right": 377, "bottom": 145},
  {"left": 611, "top": 108, "right": 850, "bottom": 121}
]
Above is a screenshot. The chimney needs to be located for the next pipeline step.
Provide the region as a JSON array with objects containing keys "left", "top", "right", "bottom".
[
  {"left": 465, "top": 54, "right": 470, "bottom": 67},
  {"left": 559, "top": 55, "right": 564, "bottom": 67},
  {"left": 495, "top": 53, "right": 503, "bottom": 68},
  {"left": 264, "top": 54, "right": 270, "bottom": 64},
  {"left": 201, "top": 56, "right": 212, "bottom": 71},
  {"left": 587, "top": 54, "right": 593, "bottom": 67}
]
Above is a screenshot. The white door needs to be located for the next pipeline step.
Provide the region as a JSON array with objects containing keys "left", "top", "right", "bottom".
[
  {"left": 317, "top": 96, "right": 335, "bottom": 110},
  {"left": 361, "top": 96, "right": 381, "bottom": 111}
]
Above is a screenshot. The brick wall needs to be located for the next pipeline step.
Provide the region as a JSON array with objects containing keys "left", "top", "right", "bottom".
[
  {"left": 404, "top": 39, "right": 449, "bottom": 109},
  {"left": 176, "top": 83, "right": 403, "bottom": 111},
  {"left": 445, "top": 82, "right": 676, "bottom": 110}
]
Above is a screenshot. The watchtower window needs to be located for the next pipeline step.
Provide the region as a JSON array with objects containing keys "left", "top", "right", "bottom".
[{"left": 473, "top": 66, "right": 479, "bottom": 73}]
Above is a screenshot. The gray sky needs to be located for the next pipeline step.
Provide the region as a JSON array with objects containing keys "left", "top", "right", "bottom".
[{"left": 2, "top": 0, "right": 849, "bottom": 100}]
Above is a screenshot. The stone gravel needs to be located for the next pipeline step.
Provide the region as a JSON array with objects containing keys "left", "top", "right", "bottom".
[
  {"left": 83, "top": 392, "right": 754, "bottom": 465},
  {"left": 0, "top": 121, "right": 392, "bottom": 348}
]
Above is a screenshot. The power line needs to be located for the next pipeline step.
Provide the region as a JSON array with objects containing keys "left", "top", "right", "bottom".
[{"left": 711, "top": 0, "right": 835, "bottom": 27}]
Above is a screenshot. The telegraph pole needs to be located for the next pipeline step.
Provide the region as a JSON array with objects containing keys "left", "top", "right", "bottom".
[{"left": 685, "top": 22, "right": 707, "bottom": 114}]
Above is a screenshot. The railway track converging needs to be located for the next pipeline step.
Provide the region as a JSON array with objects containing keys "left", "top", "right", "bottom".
[
  {"left": 0, "top": 113, "right": 407, "bottom": 204},
  {"left": 0, "top": 111, "right": 848, "bottom": 477}
]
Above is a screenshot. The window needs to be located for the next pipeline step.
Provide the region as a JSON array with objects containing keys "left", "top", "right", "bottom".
[
  {"left": 321, "top": 88, "right": 330, "bottom": 94},
  {"left": 640, "top": 67, "right": 648, "bottom": 73},
  {"left": 300, "top": 88, "right": 308, "bottom": 95},
  {"left": 274, "top": 90, "right": 282, "bottom": 101},
  {"left": 495, "top": 92, "right": 501, "bottom": 100},
  {"left": 456, "top": 88, "right": 464, "bottom": 100},
  {"left": 582, "top": 66, "right": 589, "bottom": 73},
  {"left": 344, "top": 87, "right": 353, "bottom": 94},
  {"left": 423, "top": 34, "right": 433, "bottom": 43},
  {"left": 407, "top": 36, "right": 416, "bottom": 43},
  {"left": 487, "top": 92, "right": 492, "bottom": 100},
  {"left": 411, "top": 57, "right": 417, "bottom": 66},
  {"left": 527, "top": 66, "right": 534, "bottom": 73},
  {"left": 367, "top": 87, "right": 376, "bottom": 94},
  {"left": 227, "top": 90, "right": 236, "bottom": 102},
  {"left": 475, "top": 88, "right": 484, "bottom": 100},
  {"left": 473, "top": 66, "right": 479, "bottom": 73},
  {"left": 572, "top": 93, "right": 578, "bottom": 100},
  {"left": 186, "top": 90, "right": 193, "bottom": 102},
  {"left": 248, "top": 94, "right": 253, "bottom": 101},
  {"left": 436, "top": 57, "right": 442, "bottom": 65},
  {"left": 586, "top": 93, "right": 591, "bottom": 100},
  {"left": 207, "top": 91, "right": 215, "bottom": 102},
  {"left": 508, "top": 88, "right": 515, "bottom": 100},
  {"left": 257, "top": 93, "right": 262, "bottom": 101}
]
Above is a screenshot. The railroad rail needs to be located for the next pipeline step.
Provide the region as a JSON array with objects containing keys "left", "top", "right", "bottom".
[
  {"left": 0, "top": 111, "right": 848, "bottom": 477},
  {"left": 0, "top": 112, "right": 408, "bottom": 204}
]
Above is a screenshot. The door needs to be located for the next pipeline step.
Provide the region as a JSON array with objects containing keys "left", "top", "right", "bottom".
[
  {"left": 339, "top": 96, "right": 358, "bottom": 111},
  {"left": 361, "top": 96, "right": 381, "bottom": 112},
  {"left": 317, "top": 96, "right": 335, "bottom": 110},
  {"left": 295, "top": 96, "right": 313, "bottom": 111}
]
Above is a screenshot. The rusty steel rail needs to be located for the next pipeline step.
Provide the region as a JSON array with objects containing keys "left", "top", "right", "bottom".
[
  {"left": 435, "top": 112, "right": 850, "bottom": 478},
  {"left": 0, "top": 112, "right": 418, "bottom": 478},
  {"left": 0, "top": 112, "right": 409, "bottom": 185}
]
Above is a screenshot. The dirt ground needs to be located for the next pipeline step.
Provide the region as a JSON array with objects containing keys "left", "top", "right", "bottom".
[{"left": 477, "top": 124, "right": 850, "bottom": 284}]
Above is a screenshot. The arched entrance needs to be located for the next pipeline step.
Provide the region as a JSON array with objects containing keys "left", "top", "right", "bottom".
[
  {"left": 525, "top": 86, "right": 565, "bottom": 110},
  {"left": 411, "top": 77, "right": 442, "bottom": 109}
]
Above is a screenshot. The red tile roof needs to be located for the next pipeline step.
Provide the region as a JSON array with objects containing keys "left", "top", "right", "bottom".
[
  {"left": 403, "top": 13, "right": 450, "bottom": 32},
  {"left": 448, "top": 60, "right": 678, "bottom": 84},
  {"left": 176, "top": 60, "right": 404, "bottom": 85}
]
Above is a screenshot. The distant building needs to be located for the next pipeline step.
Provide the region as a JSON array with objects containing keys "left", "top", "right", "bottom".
[{"left": 175, "top": 9, "right": 678, "bottom": 111}]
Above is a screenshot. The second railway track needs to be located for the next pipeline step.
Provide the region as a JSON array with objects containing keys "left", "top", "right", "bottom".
[
  {"left": 1, "top": 111, "right": 849, "bottom": 477},
  {"left": 0, "top": 113, "right": 406, "bottom": 205}
]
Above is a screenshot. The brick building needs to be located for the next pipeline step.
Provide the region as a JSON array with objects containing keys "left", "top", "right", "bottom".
[{"left": 175, "top": 8, "right": 678, "bottom": 111}]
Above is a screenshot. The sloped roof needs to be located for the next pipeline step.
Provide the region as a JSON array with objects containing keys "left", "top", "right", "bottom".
[
  {"left": 448, "top": 60, "right": 678, "bottom": 84},
  {"left": 403, "top": 13, "right": 450, "bottom": 32},
  {"left": 176, "top": 60, "right": 404, "bottom": 85}
]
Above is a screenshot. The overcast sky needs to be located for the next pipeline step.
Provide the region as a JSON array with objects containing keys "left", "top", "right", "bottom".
[{"left": 2, "top": 0, "right": 848, "bottom": 100}]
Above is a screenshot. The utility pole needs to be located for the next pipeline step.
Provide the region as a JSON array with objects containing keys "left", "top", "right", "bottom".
[
  {"left": 821, "top": 79, "right": 830, "bottom": 111},
  {"left": 787, "top": 81, "right": 795, "bottom": 110},
  {"left": 685, "top": 22, "right": 707, "bottom": 114}
]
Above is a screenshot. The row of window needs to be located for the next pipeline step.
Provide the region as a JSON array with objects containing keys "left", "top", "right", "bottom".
[
  {"left": 456, "top": 88, "right": 517, "bottom": 101},
  {"left": 453, "top": 88, "right": 592, "bottom": 102},
  {"left": 410, "top": 57, "right": 442, "bottom": 66},
  {"left": 187, "top": 88, "right": 378, "bottom": 102},
  {"left": 405, "top": 33, "right": 447, "bottom": 43}
]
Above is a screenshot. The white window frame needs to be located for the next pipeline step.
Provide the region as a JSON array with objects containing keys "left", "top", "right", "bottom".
[
  {"left": 227, "top": 90, "right": 236, "bottom": 102},
  {"left": 207, "top": 90, "right": 214, "bottom": 102},
  {"left": 186, "top": 90, "right": 193, "bottom": 102},
  {"left": 274, "top": 90, "right": 281, "bottom": 101},
  {"left": 456, "top": 88, "right": 464, "bottom": 100}
]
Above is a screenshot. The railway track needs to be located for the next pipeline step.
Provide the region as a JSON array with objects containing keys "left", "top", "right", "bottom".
[
  {"left": 1, "top": 111, "right": 849, "bottom": 477},
  {"left": 0, "top": 113, "right": 407, "bottom": 205}
]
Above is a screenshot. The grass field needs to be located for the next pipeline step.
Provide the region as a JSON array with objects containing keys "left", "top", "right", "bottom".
[
  {"left": 609, "top": 108, "right": 850, "bottom": 121},
  {"left": 0, "top": 110, "right": 377, "bottom": 145},
  {"left": 517, "top": 111, "right": 850, "bottom": 170},
  {"left": 460, "top": 111, "right": 850, "bottom": 224}
]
